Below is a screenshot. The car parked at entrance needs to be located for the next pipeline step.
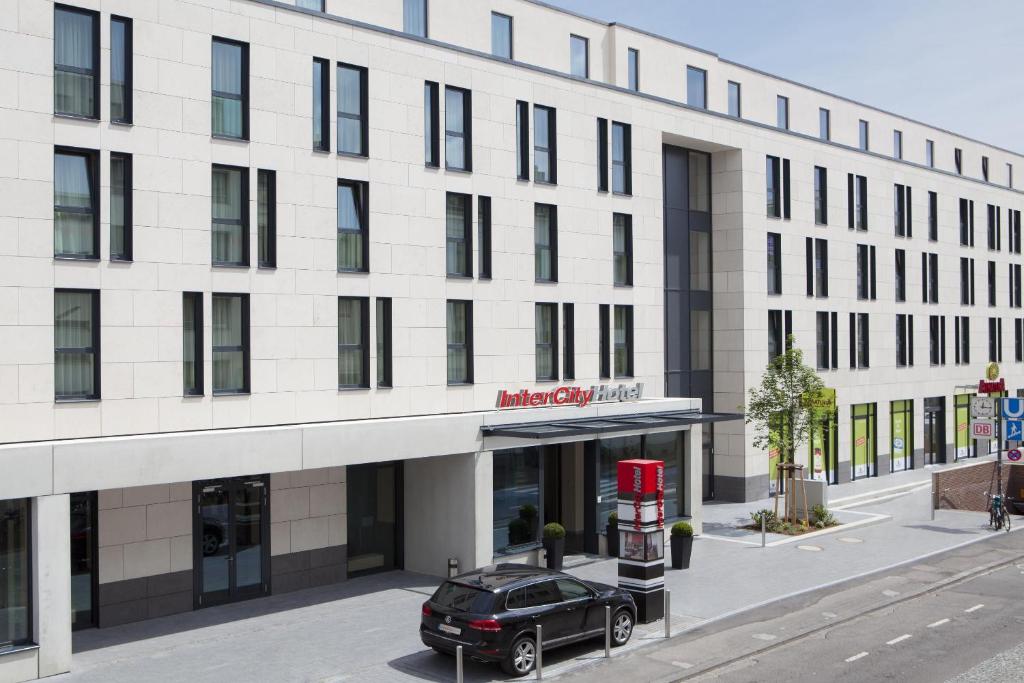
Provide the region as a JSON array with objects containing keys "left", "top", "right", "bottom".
[{"left": 420, "top": 564, "right": 636, "bottom": 676}]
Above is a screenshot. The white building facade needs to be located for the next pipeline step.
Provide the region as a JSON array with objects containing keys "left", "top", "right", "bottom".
[{"left": 0, "top": 0, "right": 1020, "bottom": 679}]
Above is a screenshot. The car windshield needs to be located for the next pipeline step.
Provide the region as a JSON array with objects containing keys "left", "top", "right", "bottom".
[{"left": 432, "top": 582, "right": 496, "bottom": 613}]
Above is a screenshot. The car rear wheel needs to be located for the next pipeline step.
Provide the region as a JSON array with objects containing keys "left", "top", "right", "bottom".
[
  {"left": 501, "top": 635, "right": 536, "bottom": 677},
  {"left": 612, "top": 609, "right": 633, "bottom": 646}
]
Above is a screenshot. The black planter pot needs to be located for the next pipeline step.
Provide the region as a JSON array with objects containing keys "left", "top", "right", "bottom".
[
  {"left": 606, "top": 524, "right": 619, "bottom": 558},
  {"left": 670, "top": 535, "right": 692, "bottom": 570},
  {"left": 543, "top": 537, "right": 565, "bottom": 571}
]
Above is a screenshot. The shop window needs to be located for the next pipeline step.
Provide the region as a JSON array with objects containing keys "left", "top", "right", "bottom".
[
  {"left": 493, "top": 448, "right": 541, "bottom": 553},
  {"left": 0, "top": 498, "right": 31, "bottom": 651}
]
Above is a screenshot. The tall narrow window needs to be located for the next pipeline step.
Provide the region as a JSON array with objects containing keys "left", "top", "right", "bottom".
[
  {"left": 895, "top": 249, "right": 906, "bottom": 302},
  {"left": 516, "top": 100, "right": 529, "bottom": 180},
  {"left": 446, "top": 300, "right": 473, "bottom": 384},
  {"left": 960, "top": 198, "right": 974, "bottom": 246},
  {"left": 929, "top": 315, "right": 946, "bottom": 366},
  {"left": 954, "top": 148, "right": 963, "bottom": 175},
  {"left": 849, "top": 312, "right": 870, "bottom": 368},
  {"left": 988, "top": 317, "right": 1002, "bottom": 362},
  {"left": 54, "top": 148, "right": 99, "bottom": 259},
  {"left": 403, "top": 0, "right": 427, "bottom": 37},
  {"left": 728, "top": 81, "right": 741, "bottom": 117},
  {"left": 0, "top": 498, "right": 31, "bottom": 648},
  {"left": 536, "top": 303, "right": 558, "bottom": 381},
  {"left": 55, "top": 289, "right": 100, "bottom": 400},
  {"left": 928, "top": 191, "right": 938, "bottom": 241},
  {"left": 1009, "top": 163, "right": 1014, "bottom": 189},
  {"left": 424, "top": 82, "right": 439, "bottom": 165},
  {"left": 819, "top": 108, "right": 830, "bottom": 140},
  {"left": 982, "top": 156, "right": 990, "bottom": 182},
  {"left": 923, "top": 253, "right": 939, "bottom": 304},
  {"left": 858, "top": 120, "right": 869, "bottom": 150},
  {"left": 848, "top": 174, "right": 868, "bottom": 230},
  {"left": 446, "top": 192, "right": 472, "bottom": 277},
  {"left": 597, "top": 118, "right": 609, "bottom": 192},
  {"left": 766, "top": 156, "right": 781, "bottom": 218},
  {"left": 337, "top": 180, "right": 369, "bottom": 272},
  {"left": 211, "top": 38, "right": 247, "bottom": 139},
  {"left": 257, "top": 169, "right": 276, "bottom": 268},
  {"left": 563, "top": 303, "right": 575, "bottom": 380},
  {"left": 628, "top": 49, "right": 639, "bottom": 91},
  {"left": 691, "top": 231, "right": 711, "bottom": 291},
  {"left": 211, "top": 165, "right": 248, "bottom": 266},
  {"left": 338, "top": 64, "right": 368, "bottom": 156},
  {"left": 109, "top": 152, "right": 132, "bottom": 261},
  {"left": 776, "top": 95, "right": 789, "bottom": 129},
  {"left": 769, "top": 310, "right": 792, "bottom": 362},
  {"left": 491, "top": 12, "right": 512, "bottom": 59},
  {"left": 611, "top": 122, "right": 631, "bottom": 194},
  {"left": 988, "top": 260, "right": 997, "bottom": 307},
  {"left": 478, "top": 196, "right": 492, "bottom": 279},
  {"left": 893, "top": 130, "right": 902, "bottom": 159},
  {"left": 337, "top": 297, "right": 369, "bottom": 388},
  {"left": 926, "top": 140, "right": 934, "bottom": 167},
  {"left": 110, "top": 16, "right": 132, "bottom": 124},
  {"left": 212, "top": 293, "right": 248, "bottom": 394},
  {"left": 856, "top": 244, "right": 876, "bottom": 300},
  {"left": 183, "top": 292, "right": 203, "bottom": 396},
  {"left": 816, "top": 312, "right": 834, "bottom": 370},
  {"left": 535, "top": 204, "right": 557, "bottom": 282},
  {"left": 955, "top": 316, "right": 970, "bottom": 365},
  {"left": 54, "top": 5, "right": 99, "bottom": 118},
  {"left": 313, "top": 58, "right": 330, "bottom": 151},
  {"left": 613, "top": 213, "right": 632, "bottom": 286},
  {"left": 444, "top": 86, "right": 471, "bottom": 171},
  {"left": 533, "top": 105, "right": 556, "bottom": 183},
  {"left": 686, "top": 66, "right": 707, "bottom": 109},
  {"left": 1017, "top": 319, "right": 1024, "bottom": 362},
  {"left": 1011, "top": 263, "right": 1022, "bottom": 308},
  {"left": 814, "top": 239, "right": 829, "bottom": 298},
  {"left": 767, "top": 232, "right": 782, "bottom": 295},
  {"left": 987, "top": 204, "right": 1000, "bottom": 251},
  {"left": 599, "top": 304, "right": 610, "bottom": 379},
  {"left": 614, "top": 305, "right": 634, "bottom": 378},
  {"left": 570, "top": 35, "right": 589, "bottom": 78},
  {"left": 814, "top": 166, "right": 828, "bottom": 225},
  {"left": 894, "top": 184, "right": 911, "bottom": 237},
  {"left": 376, "top": 298, "right": 392, "bottom": 388},
  {"left": 896, "top": 314, "right": 914, "bottom": 367}
]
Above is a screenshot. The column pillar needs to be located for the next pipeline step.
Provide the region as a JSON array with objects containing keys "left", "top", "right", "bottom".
[
  {"left": 33, "top": 493, "right": 72, "bottom": 677},
  {"left": 686, "top": 425, "right": 703, "bottom": 535}
]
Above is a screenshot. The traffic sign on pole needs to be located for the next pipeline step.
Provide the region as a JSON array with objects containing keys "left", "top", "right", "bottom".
[
  {"left": 1008, "top": 449, "right": 1022, "bottom": 462},
  {"left": 1003, "top": 419, "right": 1024, "bottom": 442},
  {"left": 1002, "top": 397, "right": 1024, "bottom": 419}
]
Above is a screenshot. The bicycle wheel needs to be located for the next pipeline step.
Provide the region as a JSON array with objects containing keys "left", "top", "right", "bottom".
[{"left": 1005, "top": 509, "right": 1012, "bottom": 533}]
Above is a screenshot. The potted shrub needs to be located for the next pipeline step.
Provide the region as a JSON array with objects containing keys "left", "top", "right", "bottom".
[
  {"left": 542, "top": 522, "right": 566, "bottom": 570},
  {"left": 670, "top": 521, "right": 693, "bottom": 569},
  {"left": 606, "top": 511, "right": 619, "bottom": 558}
]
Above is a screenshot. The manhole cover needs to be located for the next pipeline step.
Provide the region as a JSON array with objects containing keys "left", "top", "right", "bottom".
[
  {"left": 797, "top": 544, "right": 823, "bottom": 552},
  {"left": 837, "top": 537, "right": 864, "bottom": 544}
]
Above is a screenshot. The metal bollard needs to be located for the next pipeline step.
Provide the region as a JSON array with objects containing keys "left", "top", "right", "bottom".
[
  {"left": 448, "top": 557, "right": 459, "bottom": 578},
  {"left": 536, "top": 624, "right": 543, "bottom": 680},
  {"left": 664, "top": 589, "right": 671, "bottom": 638},
  {"left": 456, "top": 645, "right": 463, "bottom": 683},
  {"left": 761, "top": 515, "right": 766, "bottom": 547},
  {"left": 605, "top": 605, "right": 611, "bottom": 657}
]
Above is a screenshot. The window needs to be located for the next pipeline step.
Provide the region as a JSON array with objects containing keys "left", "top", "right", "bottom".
[
  {"left": 987, "top": 204, "right": 1001, "bottom": 251},
  {"left": 925, "top": 140, "right": 934, "bottom": 167},
  {"left": 211, "top": 165, "right": 248, "bottom": 266},
  {"left": 54, "top": 5, "right": 99, "bottom": 118},
  {"left": 212, "top": 293, "right": 249, "bottom": 394},
  {"left": 1010, "top": 263, "right": 1021, "bottom": 308},
  {"left": 54, "top": 289, "right": 100, "bottom": 400},
  {"left": 338, "top": 64, "right": 368, "bottom": 156},
  {"left": 613, "top": 214, "right": 632, "bottom": 286},
  {"left": 628, "top": 49, "right": 639, "bottom": 91},
  {"left": 337, "top": 179, "right": 369, "bottom": 272},
  {"left": 989, "top": 317, "right": 1003, "bottom": 362},
  {"left": 614, "top": 305, "right": 634, "bottom": 377},
  {"left": 536, "top": 303, "right": 558, "bottom": 381},
  {"left": 516, "top": 101, "right": 529, "bottom": 180},
  {"left": 893, "top": 130, "right": 902, "bottom": 159},
  {"left": 563, "top": 303, "right": 575, "bottom": 380},
  {"left": 856, "top": 244, "right": 876, "bottom": 300},
  {"left": 570, "top": 35, "right": 589, "bottom": 77},
  {"left": 814, "top": 166, "right": 828, "bottom": 225},
  {"left": 767, "top": 232, "right": 781, "bottom": 295},
  {"left": 1017, "top": 319, "right": 1024, "bottom": 362},
  {"left": 929, "top": 315, "right": 946, "bottom": 366},
  {"left": 849, "top": 312, "right": 870, "bottom": 368},
  {"left": 534, "top": 105, "right": 556, "bottom": 183},
  {"left": 257, "top": 169, "right": 276, "bottom": 268},
  {"left": 819, "top": 108, "right": 830, "bottom": 140},
  {"left": 110, "top": 152, "right": 132, "bottom": 261},
  {"left": 816, "top": 311, "right": 838, "bottom": 369},
  {"left": 313, "top": 58, "right": 330, "bottom": 151},
  {"left": 959, "top": 198, "right": 975, "bottom": 246},
  {"left": 493, "top": 448, "right": 540, "bottom": 553},
  {"left": 858, "top": 120, "right": 869, "bottom": 151},
  {"left": 211, "top": 38, "right": 248, "bottom": 139},
  {"left": 338, "top": 297, "right": 369, "bottom": 388},
  {"left": 478, "top": 196, "right": 492, "bottom": 279},
  {"left": 599, "top": 304, "right": 610, "bottom": 379},
  {"left": 894, "top": 184, "right": 911, "bottom": 237},
  {"left": 982, "top": 156, "right": 990, "bottom": 182},
  {"left": 110, "top": 16, "right": 132, "bottom": 123},
  {"left": 895, "top": 249, "right": 906, "bottom": 302},
  {"left": 960, "top": 257, "right": 975, "bottom": 305},
  {"left": 766, "top": 156, "right": 781, "bottom": 218},
  {"left": 403, "top": 0, "right": 427, "bottom": 37},
  {"left": 928, "top": 191, "right": 938, "bottom": 241},
  {"left": 776, "top": 95, "right": 789, "bottom": 130},
  {"left": 446, "top": 192, "right": 472, "bottom": 277},
  {"left": 1011, "top": 209, "right": 1022, "bottom": 254},
  {"left": 768, "top": 310, "right": 792, "bottom": 362},
  {"left": 691, "top": 231, "right": 710, "bottom": 291},
  {"left": 814, "top": 238, "right": 829, "bottom": 297},
  {"left": 612, "top": 122, "right": 631, "bottom": 194},
  {"left": 896, "top": 314, "right": 914, "bottom": 367},
  {"left": 183, "top": 292, "right": 203, "bottom": 396},
  {"left": 423, "top": 81, "right": 440, "bottom": 167},
  {"left": 988, "top": 260, "right": 997, "bottom": 307},
  {"left": 691, "top": 309, "right": 711, "bottom": 371},
  {"left": 54, "top": 148, "right": 99, "bottom": 259},
  {"left": 922, "top": 252, "right": 938, "bottom": 304},
  {"left": 0, "top": 498, "right": 31, "bottom": 650},
  {"left": 955, "top": 316, "right": 970, "bottom": 365},
  {"left": 296, "top": 0, "right": 324, "bottom": 9},
  {"left": 446, "top": 300, "right": 473, "bottom": 384},
  {"left": 686, "top": 66, "right": 707, "bottom": 109},
  {"left": 848, "top": 174, "right": 868, "bottom": 230},
  {"left": 444, "top": 86, "right": 471, "bottom": 171},
  {"left": 596, "top": 118, "right": 608, "bottom": 192},
  {"left": 491, "top": 12, "right": 512, "bottom": 59},
  {"left": 728, "top": 81, "right": 741, "bottom": 117},
  {"left": 535, "top": 204, "right": 557, "bottom": 282},
  {"left": 954, "top": 148, "right": 963, "bottom": 175},
  {"left": 1009, "top": 163, "right": 1014, "bottom": 189}
]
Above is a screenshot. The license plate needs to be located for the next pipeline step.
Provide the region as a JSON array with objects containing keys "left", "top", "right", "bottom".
[{"left": 438, "top": 623, "right": 461, "bottom": 636}]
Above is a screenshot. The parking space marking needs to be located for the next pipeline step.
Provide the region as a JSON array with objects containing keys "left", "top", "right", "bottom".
[
  {"left": 964, "top": 604, "right": 985, "bottom": 613},
  {"left": 671, "top": 661, "right": 694, "bottom": 669},
  {"left": 845, "top": 652, "right": 869, "bottom": 663},
  {"left": 886, "top": 634, "right": 912, "bottom": 645},
  {"left": 927, "top": 618, "right": 950, "bottom": 628}
]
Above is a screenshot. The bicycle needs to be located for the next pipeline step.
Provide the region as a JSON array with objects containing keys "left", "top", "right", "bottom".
[{"left": 987, "top": 492, "right": 1013, "bottom": 532}]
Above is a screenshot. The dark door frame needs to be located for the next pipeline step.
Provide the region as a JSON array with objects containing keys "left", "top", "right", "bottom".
[
  {"left": 70, "top": 490, "right": 98, "bottom": 631},
  {"left": 346, "top": 461, "right": 404, "bottom": 578}
]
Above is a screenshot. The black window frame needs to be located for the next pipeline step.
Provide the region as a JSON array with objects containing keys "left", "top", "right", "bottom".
[
  {"left": 858, "top": 119, "right": 869, "bottom": 150},
  {"left": 628, "top": 48, "right": 639, "bottom": 91},
  {"left": 767, "top": 232, "right": 782, "bottom": 295},
  {"left": 376, "top": 297, "right": 392, "bottom": 388},
  {"left": 535, "top": 302, "right": 559, "bottom": 382},
  {"left": 686, "top": 66, "right": 707, "bottom": 109},
  {"left": 597, "top": 117, "right": 609, "bottom": 192},
  {"left": 211, "top": 37, "right": 249, "bottom": 140},
  {"left": 424, "top": 81, "right": 440, "bottom": 166},
  {"left": 563, "top": 303, "right": 575, "bottom": 380},
  {"left": 478, "top": 196, "right": 492, "bottom": 279},
  {"left": 516, "top": 100, "right": 530, "bottom": 181},
  {"left": 895, "top": 248, "right": 906, "bottom": 302},
  {"left": 337, "top": 178, "right": 369, "bottom": 273},
  {"left": 611, "top": 121, "right": 632, "bottom": 195},
  {"left": 613, "top": 304, "right": 634, "bottom": 378},
  {"left": 313, "top": 57, "right": 331, "bottom": 152},
  {"left": 211, "top": 163, "right": 250, "bottom": 267},
  {"left": 257, "top": 168, "right": 276, "bottom": 269},
  {"left": 989, "top": 317, "right": 1002, "bottom": 363},
  {"left": 1017, "top": 318, "right": 1023, "bottom": 363},
  {"left": 982, "top": 156, "right": 990, "bottom": 182},
  {"left": 928, "top": 191, "right": 938, "bottom": 241},
  {"left": 727, "top": 80, "right": 741, "bottom": 117},
  {"left": 444, "top": 85, "right": 472, "bottom": 171},
  {"left": 337, "top": 62, "right": 369, "bottom": 157},
  {"left": 491, "top": 11, "right": 513, "bottom": 59},
  {"left": 929, "top": 315, "right": 946, "bottom": 366},
  {"left": 337, "top": 296, "right": 370, "bottom": 390},
  {"left": 446, "top": 299, "right": 474, "bottom": 385},
  {"left": 613, "top": 213, "right": 633, "bottom": 287},
  {"left": 955, "top": 147, "right": 963, "bottom": 175},
  {"left": 54, "top": 4, "right": 100, "bottom": 120},
  {"left": 109, "top": 151, "right": 133, "bottom": 262},
  {"left": 819, "top": 107, "right": 830, "bottom": 140},
  {"left": 599, "top": 304, "right": 610, "bottom": 379},
  {"left": 766, "top": 155, "right": 781, "bottom": 218},
  {"left": 446, "top": 191, "right": 473, "bottom": 278},
  {"left": 183, "top": 291, "right": 204, "bottom": 396},
  {"left": 893, "top": 129, "right": 902, "bottom": 159},
  {"left": 987, "top": 203, "right": 1001, "bottom": 251},
  {"left": 533, "top": 104, "right": 557, "bottom": 184},
  {"left": 54, "top": 288, "right": 101, "bottom": 401},
  {"left": 894, "top": 183, "right": 912, "bottom": 237},
  {"left": 815, "top": 238, "right": 829, "bottom": 298},
  {"left": 896, "top": 313, "right": 914, "bottom": 367},
  {"left": 110, "top": 15, "right": 133, "bottom": 124},
  {"left": 849, "top": 312, "right": 870, "bottom": 369},
  {"left": 926, "top": 139, "right": 935, "bottom": 167},
  {"left": 534, "top": 203, "right": 558, "bottom": 283},
  {"left": 776, "top": 95, "right": 789, "bottom": 130},
  {"left": 848, "top": 174, "right": 868, "bottom": 230},
  {"left": 814, "top": 166, "right": 828, "bottom": 225},
  {"left": 988, "top": 260, "right": 997, "bottom": 307},
  {"left": 211, "top": 292, "right": 250, "bottom": 395},
  {"left": 54, "top": 146, "right": 100, "bottom": 260},
  {"left": 0, "top": 498, "right": 32, "bottom": 649}
]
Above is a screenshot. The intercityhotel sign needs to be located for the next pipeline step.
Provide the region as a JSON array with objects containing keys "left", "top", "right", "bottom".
[{"left": 495, "top": 383, "right": 644, "bottom": 409}]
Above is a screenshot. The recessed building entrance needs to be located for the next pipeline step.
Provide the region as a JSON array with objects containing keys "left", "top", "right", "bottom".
[
  {"left": 346, "top": 461, "right": 403, "bottom": 577},
  {"left": 924, "top": 397, "right": 946, "bottom": 465}
]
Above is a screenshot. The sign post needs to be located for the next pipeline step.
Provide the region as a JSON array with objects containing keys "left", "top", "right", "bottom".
[{"left": 616, "top": 459, "right": 665, "bottom": 624}]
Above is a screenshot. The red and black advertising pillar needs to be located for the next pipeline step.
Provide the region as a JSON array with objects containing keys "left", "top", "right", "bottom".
[{"left": 616, "top": 459, "right": 665, "bottom": 623}]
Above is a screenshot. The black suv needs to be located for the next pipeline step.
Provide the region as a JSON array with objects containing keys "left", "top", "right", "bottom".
[{"left": 420, "top": 564, "right": 636, "bottom": 677}]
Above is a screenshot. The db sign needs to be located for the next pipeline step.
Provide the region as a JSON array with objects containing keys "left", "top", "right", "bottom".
[{"left": 970, "top": 419, "right": 995, "bottom": 440}]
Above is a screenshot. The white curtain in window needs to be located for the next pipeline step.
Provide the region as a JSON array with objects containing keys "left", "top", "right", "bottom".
[
  {"left": 338, "top": 299, "right": 363, "bottom": 386},
  {"left": 212, "top": 168, "right": 242, "bottom": 264},
  {"left": 403, "top": 0, "right": 427, "bottom": 37},
  {"left": 212, "top": 41, "right": 242, "bottom": 137},
  {"left": 534, "top": 206, "right": 551, "bottom": 280},
  {"left": 613, "top": 215, "right": 628, "bottom": 285},
  {"left": 54, "top": 154, "right": 94, "bottom": 257},
  {"left": 55, "top": 291, "right": 94, "bottom": 397},
  {"left": 54, "top": 9, "right": 94, "bottom": 116},
  {"left": 110, "top": 156, "right": 126, "bottom": 258},
  {"left": 535, "top": 305, "right": 553, "bottom": 379},
  {"left": 212, "top": 295, "right": 243, "bottom": 391},
  {"left": 446, "top": 195, "right": 466, "bottom": 274},
  {"left": 337, "top": 184, "right": 363, "bottom": 270},
  {"left": 447, "top": 302, "right": 467, "bottom": 383}
]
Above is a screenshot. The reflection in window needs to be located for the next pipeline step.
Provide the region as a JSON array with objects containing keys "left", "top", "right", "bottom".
[
  {"left": 688, "top": 151, "right": 710, "bottom": 212},
  {"left": 598, "top": 437, "right": 642, "bottom": 525},
  {"left": 493, "top": 448, "right": 541, "bottom": 553},
  {"left": 338, "top": 65, "right": 367, "bottom": 156},
  {"left": 445, "top": 87, "right": 471, "bottom": 170},
  {"left": 338, "top": 297, "right": 368, "bottom": 388},
  {"left": 686, "top": 66, "right": 706, "bottom": 109},
  {"left": 55, "top": 289, "right": 99, "bottom": 400},
  {"left": 690, "top": 231, "right": 710, "bottom": 291},
  {"left": 212, "top": 293, "right": 248, "bottom": 393},
  {"left": 55, "top": 6, "right": 97, "bottom": 118},
  {"left": 570, "top": 35, "right": 588, "bottom": 77},
  {"left": 212, "top": 165, "right": 246, "bottom": 266},
  {"left": 212, "top": 39, "right": 246, "bottom": 138},
  {"left": 644, "top": 432, "right": 684, "bottom": 521},
  {"left": 403, "top": 0, "right": 427, "bottom": 37},
  {"left": 0, "top": 498, "right": 31, "bottom": 649},
  {"left": 691, "top": 309, "right": 711, "bottom": 370},
  {"left": 337, "top": 180, "right": 367, "bottom": 271},
  {"left": 491, "top": 12, "right": 512, "bottom": 59},
  {"left": 55, "top": 151, "right": 97, "bottom": 258},
  {"left": 535, "top": 204, "right": 556, "bottom": 282},
  {"left": 613, "top": 214, "right": 632, "bottom": 286},
  {"left": 447, "top": 300, "right": 472, "bottom": 384}
]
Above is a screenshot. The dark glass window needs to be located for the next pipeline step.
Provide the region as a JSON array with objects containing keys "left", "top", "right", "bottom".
[
  {"left": 858, "top": 120, "right": 869, "bottom": 150},
  {"left": 767, "top": 232, "right": 782, "bottom": 295},
  {"left": 614, "top": 305, "right": 634, "bottom": 378},
  {"left": 376, "top": 298, "right": 392, "bottom": 388},
  {"left": 424, "top": 81, "right": 439, "bottom": 166},
  {"left": 570, "top": 35, "right": 588, "bottom": 77},
  {"left": 893, "top": 130, "right": 902, "bottom": 159},
  {"left": 403, "top": 0, "right": 428, "bottom": 37},
  {"left": 597, "top": 118, "right": 608, "bottom": 192},
  {"left": 211, "top": 165, "right": 248, "bottom": 266},
  {"left": 183, "top": 292, "right": 203, "bottom": 396},
  {"left": 110, "top": 152, "right": 132, "bottom": 261},
  {"left": 446, "top": 300, "right": 473, "bottom": 384},
  {"left": 563, "top": 303, "right": 575, "bottom": 380},
  {"left": 814, "top": 238, "right": 829, "bottom": 297},
  {"left": 446, "top": 192, "right": 472, "bottom": 277},
  {"left": 516, "top": 100, "right": 529, "bottom": 180},
  {"left": 257, "top": 169, "right": 276, "bottom": 268},
  {"left": 814, "top": 166, "right": 828, "bottom": 225},
  {"left": 686, "top": 66, "right": 707, "bottom": 109},
  {"left": 0, "top": 498, "right": 31, "bottom": 650},
  {"left": 955, "top": 148, "right": 963, "bottom": 175},
  {"left": 313, "top": 58, "right": 330, "bottom": 151},
  {"left": 766, "top": 156, "right": 781, "bottom": 218},
  {"left": 110, "top": 16, "right": 132, "bottom": 123},
  {"left": 926, "top": 140, "right": 934, "bottom": 167},
  {"left": 611, "top": 122, "right": 631, "bottom": 194},
  {"left": 728, "top": 81, "right": 741, "bottom": 117},
  {"left": 478, "top": 196, "right": 492, "bottom": 279},
  {"left": 988, "top": 260, "right": 997, "bottom": 307},
  {"left": 816, "top": 312, "right": 834, "bottom": 370},
  {"left": 211, "top": 38, "right": 248, "bottom": 139},
  {"left": 929, "top": 315, "right": 945, "bottom": 366},
  {"left": 691, "top": 309, "right": 711, "bottom": 370},
  {"left": 70, "top": 491, "right": 97, "bottom": 630},
  {"left": 337, "top": 180, "right": 368, "bottom": 272},
  {"left": 982, "top": 156, "right": 990, "bottom": 182},
  {"left": 896, "top": 314, "right": 914, "bottom": 367},
  {"left": 445, "top": 86, "right": 471, "bottom": 171},
  {"left": 959, "top": 198, "right": 975, "bottom": 246},
  {"left": 987, "top": 204, "right": 1001, "bottom": 251},
  {"left": 960, "top": 257, "right": 975, "bottom": 305},
  {"left": 212, "top": 293, "right": 249, "bottom": 394},
  {"left": 989, "top": 317, "right": 1002, "bottom": 362},
  {"left": 955, "top": 316, "right": 970, "bottom": 364},
  {"left": 848, "top": 174, "right": 868, "bottom": 230},
  {"left": 54, "top": 5, "right": 99, "bottom": 118},
  {"left": 535, "top": 204, "right": 557, "bottom": 282},
  {"left": 55, "top": 289, "right": 100, "bottom": 400},
  {"left": 928, "top": 191, "right": 938, "bottom": 241},
  {"left": 769, "top": 310, "right": 782, "bottom": 362},
  {"left": 492, "top": 12, "right": 512, "bottom": 59},
  {"left": 535, "top": 303, "right": 558, "bottom": 381},
  {"left": 534, "top": 105, "right": 556, "bottom": 183},
  {"left": 690, "top": 230, "right": 710, "bottom": 291},
  {"left": 849, "top": 312, "right": 870, "bottom": 368},
  {"left": 613, "top": 214, "right": 632, "bottom": 286},
  {"left": 599, "top": 304, "right": 610, "bottom": 379},
  {"left": 819, "top": 108, "right": 830, "bottom": 140},
  {"left": 54, "top": 148, "right": 99, "bottom": 259},
  {"left": 923, "top": 253, "right": 939, "bottom": 304},
  {"left": 338, "top": 297, "right": 369, "bottom": 388},
  {"left": 894, "top": 184, "right": 911, "bottom": 237},
  {"left": 338, "top": 64, "right": 368, "bottom": 156},
  {"left": 493, "top": 448, "right": 540, "bottom": 552},
  {"left": 776, "top": 95, "right": 788, "bottom": 129},
  {"left": 628, "top": 49, "right": 639, "bottom": 91}
]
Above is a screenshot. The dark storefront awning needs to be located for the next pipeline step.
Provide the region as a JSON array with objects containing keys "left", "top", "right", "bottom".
[{"left": 481, "top": 410, "right": 744, "bottom": 440}]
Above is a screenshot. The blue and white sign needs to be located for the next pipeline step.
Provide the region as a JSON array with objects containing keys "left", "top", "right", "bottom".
[
  {"left": 1001, "top": 397, "right": 1024, "bottom": 419},
  {"left": 1003, "top": 419, "right": 1024, "bottom": 442}
]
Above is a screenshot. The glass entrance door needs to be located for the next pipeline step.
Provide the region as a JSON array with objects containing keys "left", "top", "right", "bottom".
[
  {"left": 194, "top": 476, "right": 269, "bottom": 608},
  {"left": 70, "top": 492, "right": 97, "bottom": 630},
  {"left": 809, "top": 411, "right": 838, "bottom": 485},
  {"left": 924, "top": 397, "right": 946, "bottom": 465},
  {"left": 346, "top": 462, "right": 402, "bottom": 577}
]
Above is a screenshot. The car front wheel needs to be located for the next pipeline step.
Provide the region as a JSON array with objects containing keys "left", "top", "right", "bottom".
[
  {"left": 612, "top": 609, "right": 633, "bottom": 646},
  {"left": 501, "top": 635, "right": 536, "bottom": 677}
]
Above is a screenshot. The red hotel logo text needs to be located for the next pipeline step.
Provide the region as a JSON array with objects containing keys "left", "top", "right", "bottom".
[{"left": 495, "top": 383, "right": 644, "bottom": 409}]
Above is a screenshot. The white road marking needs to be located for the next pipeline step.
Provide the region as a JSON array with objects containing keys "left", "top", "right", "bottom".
[
  {"left": 886, "top": 634, "right": 913, "bottom": 645},
  {"left": 845, "top": 651, "right": 869, "bottom": 662},
  {"left": 882, "top": 589, "right": 901, "bottom": 597},
  {"left": 965, "top": 604, "right": 985, "bottom": 613},
  {"left": 927, "top": 618, "right": 950, "bottom": 628},
  {"left": 752, "top": 633, "right": 777, "bottom": 641},
  {"left": 672, "top": 661, "right": 694, "bottom": 669},
  {"left": 822, "top": 611, "right": 838, "bottom": 618}
]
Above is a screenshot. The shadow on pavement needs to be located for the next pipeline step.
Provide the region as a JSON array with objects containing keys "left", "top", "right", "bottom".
[{"left": 903, "top": 524, "right": 985, "bottom": 535}]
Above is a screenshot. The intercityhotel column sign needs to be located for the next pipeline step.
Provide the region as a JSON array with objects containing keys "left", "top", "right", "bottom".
[
  {"left": 616, "top": 459, "right": 665, "bottom": 623},
  {"left": 495, "top": 383, "right": 644, "bottom": 409}
]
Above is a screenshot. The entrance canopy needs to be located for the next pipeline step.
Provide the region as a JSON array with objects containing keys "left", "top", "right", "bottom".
[{"left": 481, "top": 410, "right": 744, "bottom": 440}]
